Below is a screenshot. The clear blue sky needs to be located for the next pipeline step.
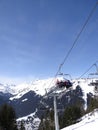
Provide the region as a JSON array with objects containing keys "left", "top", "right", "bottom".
[{"left": 0, "top": 0, "right": 98, "bottom": 84}]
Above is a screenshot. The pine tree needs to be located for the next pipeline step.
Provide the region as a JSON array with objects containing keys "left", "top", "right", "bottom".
[
  {"left": 20, "top": 121, "right": 25, "bottom": 130},
  {"left": 60, "top": 105, "right": 82, "bottom": 129},
  {"left": 87, "top": 97, "right": 98, "bottom": 113},
  {"left": 38, "top": 110, "right": 55, "bottom": 130},
  {"left": 0, "top": 103, "right": 18, "bottom": 130}
]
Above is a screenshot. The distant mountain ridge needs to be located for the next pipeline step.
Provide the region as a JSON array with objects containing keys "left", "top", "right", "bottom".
[
  {"left": 0, "top": 78, "right": 56, "bottom": 99},
  {"left": 0, "top": 77, "right": 97, "bottom": 103}
]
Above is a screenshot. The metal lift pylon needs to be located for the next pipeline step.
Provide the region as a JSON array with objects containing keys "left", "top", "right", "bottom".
[{"left": 54, "top": 94, "right": 60, "bottom": 130}]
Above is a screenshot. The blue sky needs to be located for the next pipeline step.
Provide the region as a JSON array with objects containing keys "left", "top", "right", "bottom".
[{"left": 0, "top": 0, "right": 98, "bottom": 84}]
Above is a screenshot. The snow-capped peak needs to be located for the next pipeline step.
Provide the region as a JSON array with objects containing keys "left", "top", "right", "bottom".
[
  {"left": 9, "top": 78, "right": 56, "bottom": 100},
  {"left": 0, "top": 77, "right": 97, "bottom": 102}
]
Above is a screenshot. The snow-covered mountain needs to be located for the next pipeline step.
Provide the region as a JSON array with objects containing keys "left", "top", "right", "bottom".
[
  {"left": 0, "top": 78, "right": 56, "bottom": 100},
  {"left": 0, "top": 77, "right": 98, "bottom": 130},
  {"left": 72, "top": 78, "right": 97, "bottom": 109},
  {"left": 0, "top": 77, "right": 97, "bottom": 100},
  {"left": 0, "top": 83, "right": 16, "bottom": 94},
  {"left": 0, "top": 77, "right": 97, "bottom": 112}
]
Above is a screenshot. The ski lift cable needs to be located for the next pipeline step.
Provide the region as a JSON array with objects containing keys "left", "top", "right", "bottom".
[
  {"left": 79, "top": 61, "right": 98, "bottom": 79},
  {"left": 57, "top": 2, "right": 98, "bottom": 74},
  {"left": 93, "top": 63, "right": 98, "bottom": 73},
  {"left": 47, "top": 2, "right": 98, "bottom": 89},
  {"left": 78, "top": 64, "right": 95, "bottom": 79}
]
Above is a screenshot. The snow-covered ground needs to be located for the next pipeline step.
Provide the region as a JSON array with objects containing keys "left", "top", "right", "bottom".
[
  {"left": 17, "top": 110, "right": 40, "bottom": 130},
  {"left": 62, "top": 109, "right": 98, "bottom": 130}
]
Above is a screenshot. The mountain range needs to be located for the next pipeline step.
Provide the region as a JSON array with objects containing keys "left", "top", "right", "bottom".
[{"left": 0, "top": 77, "right": 98, "bottom": 129}]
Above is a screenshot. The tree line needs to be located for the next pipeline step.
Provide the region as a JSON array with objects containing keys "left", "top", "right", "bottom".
[
  {"left": 0, "top": 93, "right": 98, "bottom": 130},
  {"left": 0, "top": 104, "right": 25, "bottom": 130},
  {"left": 38, "top": 96, "right": 98, "bottom": 130}
]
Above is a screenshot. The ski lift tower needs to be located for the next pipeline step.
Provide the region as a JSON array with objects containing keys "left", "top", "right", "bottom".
[
  {"left": 46, "top": 74, "right": 73, "bottom": 130},
  {"left": 46, "top": 91, "right": 60, "bottom": 130},
  {"left": 54, "top": 94, "right": 60, "bottom": 130}
]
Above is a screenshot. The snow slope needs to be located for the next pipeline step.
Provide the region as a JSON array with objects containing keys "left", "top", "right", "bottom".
[
  {"left": 62, "top": 109, "right": 98, "bottom": 130},
  {"left": 17, "top": 110, "right": 40, "bottom": 130}
]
